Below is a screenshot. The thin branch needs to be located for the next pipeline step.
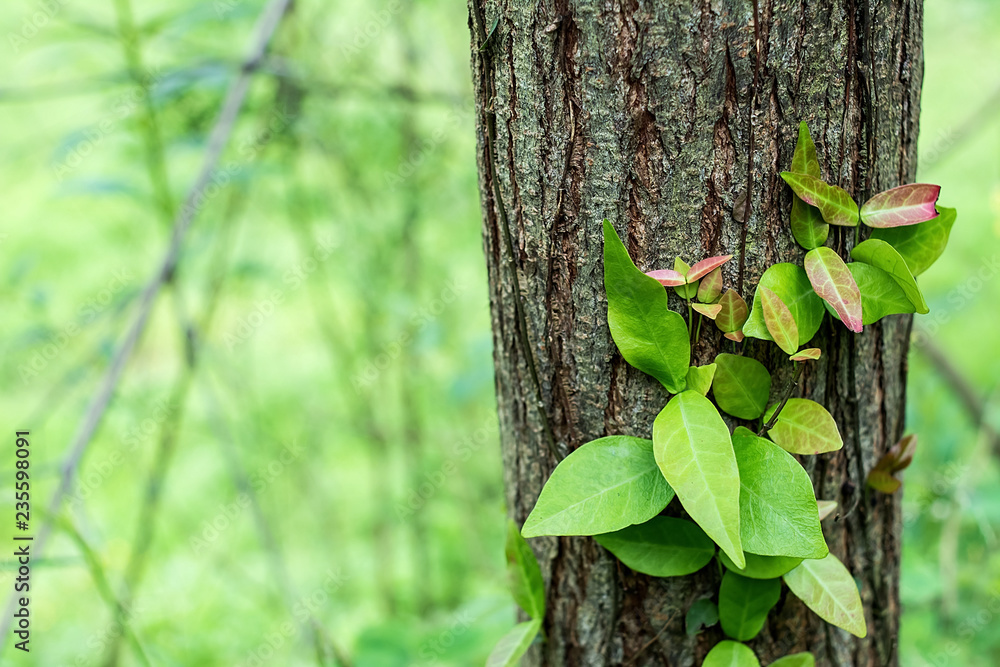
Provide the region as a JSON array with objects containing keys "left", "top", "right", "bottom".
[
  {"left": 0, "top": 0, "right": 293, "bottom": 649},
  {"left": 758, "top": 362, "right": 804, "bottom": 436}
]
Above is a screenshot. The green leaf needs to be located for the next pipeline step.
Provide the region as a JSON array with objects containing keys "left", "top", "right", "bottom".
[
  {"left": 804, "top": 247, "right": 863, "bottom": 333},
  {"left": 851, "top": 238, "right": 929, "bottom": 314},
  {"left": 789, "top": 348, "right": 821, "bottom": 362},
  {"left": 693, "top": 303, "right": 723, "bottom": 319},
  {"left": 675, "top": 257, "right": 691, "bottom": 276},
  {"left": 763, "top": 399, "right": 843, "bottom": 455},
  {"left": 719, "top": 551, "right": 804, "bottom": 580},
  {"left": 686, "top": 364, "right": 717, "bottom": 396},
  {"left": 698, "top": 267, "right": 724, "bottom": 303},
  {"left": 718, "top": 571, "right": 781, "bottom": 641},
  {"left": 505, "top": 520, "right": 545, "bottom": 619},
  {"left": 732, "top": 427, "right": 828, "bottom": 559},
  {"left": 790, "top": 196, "right": 829, "bottom": 251},
  {"left": 675, "top": 281, "right": 699, "bottom": 300},
  {"left": 653, "top": 391, "right": 744, "bottom": 568},
  {"left": 687, "top": 598, "right": 720, "bottom": 636},
  {"left": 860, "top": 184, "right": 940, "bottom": 228},
  {"left": 870, "top": 206, "right": 956, "bottom": 276},
  {"left": 743, "top": 264, "right": 825, "bottom": 345},
  {"left": 843, "top": 263, "right": 916, "bottom": 324},
  {"left": 486, "top": 619, "right": 541, "bottom": 667},
  {"left": 595, "top": 517, "right": 715, "bottom": 577},
  {"left": 716, "top": 289, "right": 749, "bottom": 334},
  {"left": 604, "top": 220, "right": 691, "bottom": 392},
  {"left": 703, "top": 640, "right": 761, "bottom": 667},
  {"left": 790, "top": 121, "right": 821, "bottom": 178},
  {"left": 780, "top": 172, "right": 859, "bottom": 227},
  {"left": 712, "top": 354, "right": 772, "bottom": 420},
  {"left": 783, "top": 553, "right": 867, "bottom": 638},
  {"left": 759, "top": 287, "right": 799, "bottom": 355},
  {"left": 768, "top": 653, "right": 816, "bottom": 667},
  {"left": 522, "top": 436, "right": 675, "bottom": 538}
]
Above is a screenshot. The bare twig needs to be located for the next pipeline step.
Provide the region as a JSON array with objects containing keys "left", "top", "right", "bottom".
[
  {"left": 758, "top": 362, "right": 804, "bottom": 436},
  {"left": 0, "top": 0, "right": 293, "bottom": 650}
]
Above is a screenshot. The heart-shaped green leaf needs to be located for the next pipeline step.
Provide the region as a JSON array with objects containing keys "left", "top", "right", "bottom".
[
  {"left": 703, "top": 641, "right": 761, "bottom": 667},
  {"left": 698, "top": 267, "right": 724, "bottom": 303},
  {"left": 783, "top": 553, "right": 867, "bottom": 638},
  {"left": 732, "top": 427, "right": 828, "bottom": 559},
  {"left": 791, "top": 196, "right": 829, "bottom": 251},
  {"left": 860, "top": 184, "right": 940, "bottom": 228},
  {"left": 486, "top": 619, "right": 541, "bottom": 667},
  {"left": 522, "top": 436, "right": 675, "bottom": 537},
  {"left": 716, "top": 289, "right": 750, "bottom": 334},
  {"left": 604, "top": 220, "right": 690, "bottom": 392},
  {"left": 595, "top": 517, "right": 715, "bottom": 577},
  {"left": 870, "top": 206, "right": 956, "bottom": 276},
  {"left": 719, "top": 551, "right": 804, "bottom": 580},
  {"left": 804, "top": 247, "right": 863, "bottom": 333},
  {"left": 780, "top": 173, "right": 859, "bottom": 227},
  {"left": 653, "top": 391, "right": 744, "bottom": 568},
  {"left": 719, "top": 571, "right": 782, "bottom": 641},
  {"left": 841, "top": 262, "right": 916, "bottom": 324},
  {"left": 505, "top": 520, "right": 545, "bottom": 619},
  {"left": 851, "top": 239, "right": 929, "bottom": 314},
  {"left": 759, "top": 287, "right": 799, "bottom": 355},
  {"left": 768, "top": 653, "right": 816, "bottom": 667},
  {"left": 675, "top": 281, "right": 699, "bottom": 299},
  {"left": 763, "top": 399, "right": 843, "bottom": 455},
  {"left": 686, "top": 364, "right": 717, "bottom": 396},
  {"left": 712, "top": 354, "right": 772, "bottom": 420},
  {"left": 743, "top": 264, "right": 825, "bottom": 345}
]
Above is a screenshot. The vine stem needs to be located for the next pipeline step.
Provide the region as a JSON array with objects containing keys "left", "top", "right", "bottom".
[{"left": 758, "top": 362, "right": 804, "bottom": 436}]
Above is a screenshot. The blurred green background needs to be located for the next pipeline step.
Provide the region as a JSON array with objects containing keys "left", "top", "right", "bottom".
[{"left": 0, "top": 0, "right": 996, "bottom": 665}]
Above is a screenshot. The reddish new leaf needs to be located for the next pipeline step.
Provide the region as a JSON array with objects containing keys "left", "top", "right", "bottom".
[
  {"left": 715, "top": 289, "right": 749, "bottom": 334},
  {"left": 860, "top": 184, "right": 941, "bottom": 228},
  {"left": 693, "top": 303, "right": 723, "bottom": 319},
  {"left": 804, "top": 248, "right": 863, "bottom": 333},
  {"left": 759, "top": 287, "right": 799, "bottom": 355},
  {"left": 724, "top": 331, "right": 745, "bottom": 343},
  {"left": 697, "top": 267, "right": 724, "bottom": 303},
  {"left": 688, "top": 255, "right": 733, "bottom": 282},
  {"left": 867, "top": 470, "right": 901, "bottom": 494},
  {"left": 781, "top": 172, "right": 860, "bottom": 227},
  {"left": 867, "top": 434, "right": 918, "bottom": 494},
  {"left": 789, "top": 348, "right": 822, "bottom": 362},
  {"left": 646, "top": 268, "right": 686, "bottom": 287}
]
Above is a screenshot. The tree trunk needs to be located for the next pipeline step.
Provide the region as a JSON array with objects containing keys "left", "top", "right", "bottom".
[{"left": 468, "top": 1, "right": 921, "bottom": 665}]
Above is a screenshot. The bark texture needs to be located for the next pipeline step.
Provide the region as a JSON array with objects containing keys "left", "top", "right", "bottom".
[{"left": 468, "top": 1, "right": 922, "bottom": 665}]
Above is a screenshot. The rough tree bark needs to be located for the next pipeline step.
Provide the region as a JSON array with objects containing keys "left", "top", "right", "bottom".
[{"left": 468, "top": 1, "right": 922, "bottom": 665}]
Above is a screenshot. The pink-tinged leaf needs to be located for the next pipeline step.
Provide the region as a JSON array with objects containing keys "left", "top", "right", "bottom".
[
  {"left": 789, "top": 348, "right": 822, "bottom": 362},
  {"left": 867, "top": 469, "right": 901, "bottom": 494},
  {"left": 687, "top": 255, "right": 733, "bottom": 282},
  {"left": 697, "top": 267, "right": 723, "bottom": 303},
  {"left": 646, "top": 269, "right": 686, "bottom": 287},
  {"left": 759, "top": 287, "right": 799, "bottom": 355},
  {"left": 724, "top": 331, "right": 745, "bottom": 343},
  {"left": 791, "top": 121, "right": 821, "bottom": 178},
  {"left": 817, "top": 500, "right": 838, "bottom": 521},
  {"left": 780, "top": 172, "right": 860, "bottom": 227},
  {"left": 804, "top": 248, "right": 863, "bottom": 333},
  {"left": 715, "top": 289, "right": 749, "bottom": 333},
  {"left": 692, "top": 303, "right": 723, "bottom": 319},
  {"left": 860, "top": 184, "right": 941, "bottom": 228}
]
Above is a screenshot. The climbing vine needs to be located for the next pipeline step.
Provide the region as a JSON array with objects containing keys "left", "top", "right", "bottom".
[{"left": 488, "top": 122, "right": 956, "bottom": 667}]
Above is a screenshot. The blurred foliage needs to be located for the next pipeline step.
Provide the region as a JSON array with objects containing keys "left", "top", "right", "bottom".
[{"left": 0, "top": 0, "right": 996, "bottom": 665}]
